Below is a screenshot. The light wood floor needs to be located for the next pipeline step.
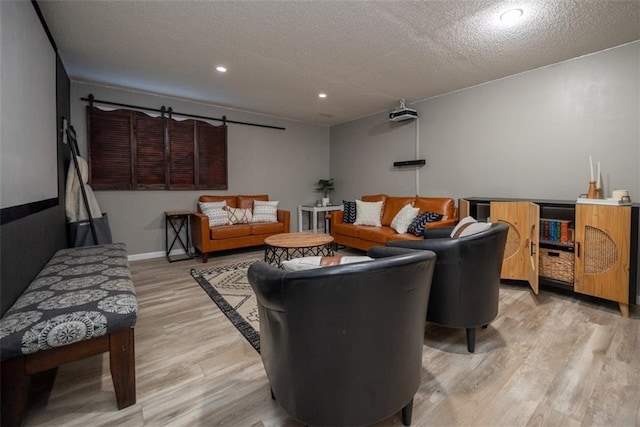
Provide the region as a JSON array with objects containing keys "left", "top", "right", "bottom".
[{"left": 23, "top": 247, "right": 640, "bottom": 426}]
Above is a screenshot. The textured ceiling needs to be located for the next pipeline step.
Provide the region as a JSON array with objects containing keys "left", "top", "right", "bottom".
[{"left": 38, "top": 0, "right": 640, "bottom": 126}]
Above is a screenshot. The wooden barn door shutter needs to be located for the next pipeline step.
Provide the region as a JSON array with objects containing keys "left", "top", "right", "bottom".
[
  {"left": 168, "top": 119, "right": 196, "bottom": 189},
  {"left": 87, "top": 107, "right": 133, "bottom": 190},
  {"left": 133, "top": 112, "right": 165, "bottom": 189},
  {"left": 196, "top": 122, "right": 227, "bottom": 190}
]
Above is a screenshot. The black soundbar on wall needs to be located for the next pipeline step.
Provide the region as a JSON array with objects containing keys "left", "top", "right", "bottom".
[{"left": 393, "top": 159, "right": 426, "bottom": 167}]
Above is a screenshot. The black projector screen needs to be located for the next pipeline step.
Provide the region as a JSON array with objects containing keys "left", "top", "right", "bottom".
[{"left": 0, "top": 1, "right": 58, "bottom": 221}]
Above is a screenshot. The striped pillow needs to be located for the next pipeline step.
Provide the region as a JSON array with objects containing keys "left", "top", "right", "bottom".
[{"left": 342, "top": 200, "right": 357, "bottom": 223}]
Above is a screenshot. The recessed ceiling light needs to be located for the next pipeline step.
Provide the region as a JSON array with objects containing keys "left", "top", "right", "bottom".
[
  {"left": 500, "top": 8, "right": 523, "bottom": 24},
  {"left": 318, "top": 93, "right": 327, "bottom": 98},
  {"left": 216, "top": 66, "right": 227, "bottom": 73}
]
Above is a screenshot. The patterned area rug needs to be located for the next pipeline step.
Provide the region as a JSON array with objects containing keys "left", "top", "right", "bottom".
[{"left": 190, "top": 260, "right": 261, "bottom": 352}]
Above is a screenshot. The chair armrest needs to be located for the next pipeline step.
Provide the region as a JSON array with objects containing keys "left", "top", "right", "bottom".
[
  {"left": 423, "top": 226, "right": 455, "bottom": 239},
  {"left": 387, "top": 237, "right": 461, "bottom": 264},
  {"left": 277, "top": 210, "right": 291, "bottom": 232},
  {"left": 190, "top": 213, "right": 210, "bottom": 251},
  {"left": 367, "top": 246, "right": 422, "bottom": 258},
  {"left": 425, "top": 218, "right": 458, "bottom": 229}
]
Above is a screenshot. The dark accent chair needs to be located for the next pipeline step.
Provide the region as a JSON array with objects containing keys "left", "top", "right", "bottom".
[
  {"left": 387, "top": 222, "right": 508, "bottom": 353},
  {"left": 247, "top": 248, "right": 436, "bottom": 426}
]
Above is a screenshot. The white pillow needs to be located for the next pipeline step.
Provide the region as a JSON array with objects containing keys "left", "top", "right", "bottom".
[
  {"left": 458, "top": 222, "right": 492, "bottom": 237},
  {"left": 390, "top": 204, "right": 419, "bottom": 234},
  {"left": 450, "top": 216, "right": 477, "bottom": 238},
  {"left": 199, "top": 201, "right": 229, "bottom": 227},
  {"left": 354, "top": 200, "right": 383, "bottom": 227},
  {"left": 281, "top": 256, "right": 374, "bottom": 272},
  {"left": 252, "top": 200, "right": 279, "bottom": 223}
]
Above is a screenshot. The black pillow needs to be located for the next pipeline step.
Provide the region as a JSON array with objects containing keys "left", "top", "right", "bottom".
[
  {"left": 407, "top": 211, "right": 443, "bottom": 236},
  {"left": 342, "top": 200, "right": 357, "bottom": 223}
]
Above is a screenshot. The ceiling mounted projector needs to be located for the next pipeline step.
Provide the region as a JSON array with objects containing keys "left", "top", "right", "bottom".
[{"left": 389, "top": 100, "right": 418, "bottom": 122}]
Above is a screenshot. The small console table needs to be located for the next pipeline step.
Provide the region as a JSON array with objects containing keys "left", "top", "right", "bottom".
[
  {"left": 165, "top": 210, "right": 193, "bottom": 262},
  {"left": 298, "top": 205, "right": 343, "bottom": 233}
]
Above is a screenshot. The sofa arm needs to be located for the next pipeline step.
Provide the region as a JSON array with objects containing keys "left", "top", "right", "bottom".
[
  {"left": 191, "top": 213, "right": 211, "bottom": 252},
  {"left": 277, "top": 210, "right": 291, "bottom": 232},
  {"left": 331, "top": 210, "right": 344, "bottom": 224}
]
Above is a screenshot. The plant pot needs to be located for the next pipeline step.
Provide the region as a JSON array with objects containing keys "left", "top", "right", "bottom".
[{"left": 322, "top": 197, "right": 330, "bottom": 207}]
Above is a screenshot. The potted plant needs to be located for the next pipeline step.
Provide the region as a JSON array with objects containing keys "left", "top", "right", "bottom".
[{"left": 315, "top": 178, "right": 335, "bottom": 206}]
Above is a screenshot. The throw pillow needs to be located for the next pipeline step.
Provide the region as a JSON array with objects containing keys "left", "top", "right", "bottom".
[
  {"left": 199, "top": 201, "right": 229, "bottom": 227},
  {"left": 342, "top": 200, "right": 357, "bottom": 223},
  {"left": 390, "top": 204, "right": 420, "bottom": 234},
  {"left": 354, "top": 200, "right": 383, "bottom": 227},
  {"left": 226, "top": 207, "right": 253, "bottom": 224},
  {"left": 458, "top": 222, "right": 492, "bottom": 237},
  {"left": 252, "top": 200, "right": 279, "bottom": 223},
  {"left": 407, "top": 211, "right": 444, "bottom": 236},
  {"left": 282, "top": 256, "right": 374, "bottom": 272},
  {"left": 450, "top": 216, "right": 477, "bottom": 238}
]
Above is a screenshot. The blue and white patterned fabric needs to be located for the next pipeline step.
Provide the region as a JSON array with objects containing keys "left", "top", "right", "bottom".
[
  {"left": 342, "top": 200, "right": 357, "bottom": 223},
  {"left": 407, "top": 212, "right": 444, "bottom": 236},
  {"left": 0, "top": 243, "right": 137, "bottom": 360}
]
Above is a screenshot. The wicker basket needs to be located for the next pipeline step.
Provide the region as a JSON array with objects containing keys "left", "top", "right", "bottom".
[{"left": 539, "top": 247, "right": 574, "bottom": 283}]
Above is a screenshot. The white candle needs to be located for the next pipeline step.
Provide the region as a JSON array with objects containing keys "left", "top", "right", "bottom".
[
  {"left": 589, "top": 156, "right": 594, "bottom": 182},
  {"left": 597, "top": 161, "right": 601, "bottom": 189}
]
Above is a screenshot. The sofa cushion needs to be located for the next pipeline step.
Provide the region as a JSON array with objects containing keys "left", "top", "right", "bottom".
[
  {"left": 332, "top": 221, "right": 360, "bottom": 237},
  {"left": 252, "top": 200, "right": 279, "bottom": 223},
  {"left": 251, "top": 222, "right": 285, "bottom": 235},
  {"left": 199, "top": 195, "right": 237, "bottom": 209},
  {"left": 237, "top": 195, "right": 269, "bottom": 209},
  {"left": 390, "top": 203, "right": 419, "bottom": 233},
  {"left": 414, "top": 197, "right": 455, "bottom": 218},
  {"left": 210, "top": 224, "right": 252, "bottom": 239},
  {"left": 354, "top": 200, "right": 383, "bottom": 226},
  {"left": 357, "top": 226, "right": 397, "bottom": 244},
  {"left": 381, "top": 197, "right": 416, "bottom": 226},
  {"left": 200, "top": 201, "right": 229, "bottom": 227},
  {"left": 407, "top": 211, "right": 444, "bottom": 236},
  {"left": 226, "top": 207, "right": 253, "bottom": 224},
  {"left": 342, "top": 200, "right": 357, "bottom": 224}
]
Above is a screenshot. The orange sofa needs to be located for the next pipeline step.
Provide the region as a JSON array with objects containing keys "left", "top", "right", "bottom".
[
  {"left": 330, "top": 194, "right": 457, "bottom": 251},
  {"left": 191, "top": 194, "right": 290, "bottom": 262}
]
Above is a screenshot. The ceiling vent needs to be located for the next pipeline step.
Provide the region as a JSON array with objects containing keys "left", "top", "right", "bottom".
[{"left": 389, "top": 99, "right": 418, "bottom": 122}]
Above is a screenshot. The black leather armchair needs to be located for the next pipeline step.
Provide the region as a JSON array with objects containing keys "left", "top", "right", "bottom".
[
  {"left": 387, "top": 222, "right": 508, "bottom": 353},
  {"left": 247, "top": 248, "right": 436, "bottom": 426}
]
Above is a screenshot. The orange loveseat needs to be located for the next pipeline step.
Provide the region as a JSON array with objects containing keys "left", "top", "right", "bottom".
[
  {"left": 191, "top": 194, "right": 290, "bottom": 262},
  {"left": 330, "top": 194, "right": 457, "bottom": 251}
]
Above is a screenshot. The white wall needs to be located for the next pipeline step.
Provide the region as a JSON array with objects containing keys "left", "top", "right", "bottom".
[
  {"left": 70, "top": 82, "right": 330, "bottom": 256},
  {"left": 330, "top": 41, "right": 640, "bottom": 204}
]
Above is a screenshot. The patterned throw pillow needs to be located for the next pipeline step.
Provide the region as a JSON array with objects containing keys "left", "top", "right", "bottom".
[
  {"left": 226, "top": 207, "right": 253, "bottom": 224},
  {"left": 354, "top": 200, "right": 383, "bottom": 227},
  {"left": 342, "top": 200, "right": 357, "bottom": 223},
  {"left": 390, "top": 204, "right": 420, "bottom": 234},
  {"left": 407, "top": 211, "right": 444, "bottom": 236},
  {"left": 450, "top": 216, "right": 477, "bottom": 238},
  {"left": 252, "top": 200, "right": 279, "bottom": 223},
  {"left": 199, "top": 201, "right": 229, "bottom": 227}
]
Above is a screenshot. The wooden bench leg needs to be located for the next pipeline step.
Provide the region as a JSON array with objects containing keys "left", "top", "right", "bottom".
[
  {"left": 109, "top": 328, "right": 136, "bottom": 409},
  {"left": 1, "top": 357, "right": 30, "bottom": 427}
]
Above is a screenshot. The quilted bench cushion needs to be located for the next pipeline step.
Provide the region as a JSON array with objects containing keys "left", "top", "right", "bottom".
[{"left": 0, "top": 243, "right": 137, "bottom": 361}]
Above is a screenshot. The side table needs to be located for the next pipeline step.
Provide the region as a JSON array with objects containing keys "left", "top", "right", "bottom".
[
  {"left": 297, "top": 205, "right": 343, "bottom": 233},
  {"left": 165, "top": 210, "right": 193, "bottom": 262}
]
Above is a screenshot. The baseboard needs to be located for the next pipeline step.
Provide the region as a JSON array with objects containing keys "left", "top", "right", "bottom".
[{"left": 128, "top": 249, "right": 188, "bottom": 262}]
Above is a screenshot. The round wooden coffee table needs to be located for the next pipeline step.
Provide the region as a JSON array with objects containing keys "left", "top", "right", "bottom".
[{"left": 264, "top": 232, "right": 334, "bottom": 267}]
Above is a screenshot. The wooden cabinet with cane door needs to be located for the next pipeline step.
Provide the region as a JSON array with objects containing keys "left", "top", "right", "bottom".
[
  {"left": 574, "top": 204, "right": 632, "bottom": 316},
  {"left": 459, "top": 197, "right": 638, "bottom": 317}
]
